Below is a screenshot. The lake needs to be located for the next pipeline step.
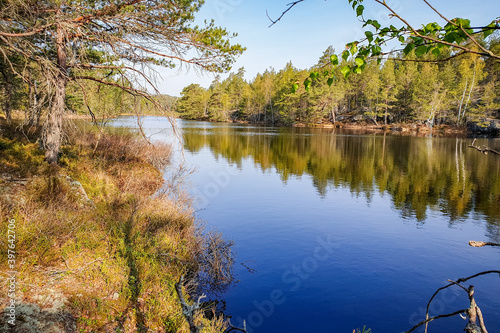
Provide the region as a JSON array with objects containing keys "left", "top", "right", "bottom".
[{"left": 113, "top": 117, "right": 500, "bottom": 333}]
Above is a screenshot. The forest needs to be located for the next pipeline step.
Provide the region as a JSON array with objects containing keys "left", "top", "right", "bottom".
[{"left": 176, "top": 38, "right": 500, "bottom": 130}]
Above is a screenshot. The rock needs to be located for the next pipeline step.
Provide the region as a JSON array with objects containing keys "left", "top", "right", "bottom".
[
  {"left": 1, "top": 297, "right": 76, "bottom": 333},
  {"left": 62, "top": 176, "right": 95, "bottom": 209},
  {"left": 467, "top": 119, "right": 500, "bottom": 134},
  {"left": 353, "top": 114, "right": 364, "bottom": 122}
]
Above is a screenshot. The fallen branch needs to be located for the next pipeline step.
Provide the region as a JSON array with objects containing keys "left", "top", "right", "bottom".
[
  {"left": 468, "top": 139, "right": 500, "bottom": 155},
  {"left": 464, "top": 285, "right": 488, "bottom": 333},
  {"left": 405, "top": 270, "right": 500, "bottom": 333},
  {"left": 175, "top": 275, "right": 205, "bottom": 333},
  {"left": 406, "top": 309, "right": 468, "bottom": 333},
  {"left": 226, "top": 319, "right": 248, "bottom": 333},
  {"left": 469, "top": 241, "right": 500, "bottom": 248}
]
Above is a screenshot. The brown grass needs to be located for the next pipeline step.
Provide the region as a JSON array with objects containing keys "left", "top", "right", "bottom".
[{"left": 0, "top": 119, "right": 231, "bottom": 333}]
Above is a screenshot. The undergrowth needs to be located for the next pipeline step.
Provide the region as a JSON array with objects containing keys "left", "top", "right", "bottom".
[{"left": 0, "top": 120, "right": 232, "bottom": 332}]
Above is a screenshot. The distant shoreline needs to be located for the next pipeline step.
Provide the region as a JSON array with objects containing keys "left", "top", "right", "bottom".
[{"left": 64, "top": 113, "right": 500, "bottom": 137}]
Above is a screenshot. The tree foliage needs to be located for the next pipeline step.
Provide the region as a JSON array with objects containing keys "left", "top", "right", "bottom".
[
  {"left": 0, "top": 0, "right": 244, "bottom": 162},
  {"left": 268, "top": 0, "right": 499, "bottom": 89},
  {"left": 176, "top": 42, "right": 500, "bottom": 127}
]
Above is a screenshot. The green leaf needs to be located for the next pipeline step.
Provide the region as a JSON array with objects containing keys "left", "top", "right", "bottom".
[
  {"left": 424, "top": 22, "right": 441, "bottom": 34},
  {"left": 353, "top": 66, "right": 363, "bottom": 74},
  {"left": 415, "top": 45, "right": 428, "bottom": 57},
  {"left": 431, "top": 47, "right": 441, "bottom": 56},
  {"left": 358, "top": 47, "right": 370, "bottom": 57},
  {"left": 354, "top": 57, "right": 365, "bottom": 67},
  {"left": 403, "top": 43, "right": 415, "bottom": 56},
  {"left": 291, "top": 83, "right": 299, "bottom": 94},
  {"left": 379, "top": 27, "right": 390, "bottom": 37},
  {"left": 365, "top": 31, "right": 373, "bottom": 43},
  {"left": 304, "top": 78, "right": 312, "bottom": 92},
  {"left": 330, "top": 54, "right": 339, "bottom": 66},
  {"left": 398, "top": 35, "right": 406, "bottom": 43},
  {"left": 371, "top": 20, "right": 381, "bottom": 30},
  {"left": 327, "top": 77, "right": 334, "bottom": 86},
  {"left": 444, "top": 22, "right": 455, "bottom": 32},
  {"left": 310, "top": 71, "right": 320, "bottom": 80},
  {"left": 340, "top": 65, "right": 351, "bottom": 79},
  {"left": 350, "top": 43, "right": 358, "bottom": 55},
  {"left": 342, "top": 50, "right": 350, "bottom": 61},
  {"left": 484, "top": 22, "right": 496, "bottom": 38},
  {"left": 371, "top": 45, "right": 382, "bottom": 56},
  {"left": 444, "top": 31, "right": 459, "bottom": 43},
  {"left": 356, "top": 5, "right": 364, "bottom": 17},
  {"left": 457, "top": 18, "right": 471, "bottom": 28}
]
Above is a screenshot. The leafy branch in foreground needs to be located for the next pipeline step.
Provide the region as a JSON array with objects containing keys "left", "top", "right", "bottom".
[
  {"left": 270, "top": 0, "right": 499, "bottom": 87},
  {"left": 339, "top": 0, "right": 499, "bottom": 79}
]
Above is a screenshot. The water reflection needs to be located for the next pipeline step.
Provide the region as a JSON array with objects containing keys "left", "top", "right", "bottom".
[{"left": 182, "top": 123, "right": 500, "bottom": 228}]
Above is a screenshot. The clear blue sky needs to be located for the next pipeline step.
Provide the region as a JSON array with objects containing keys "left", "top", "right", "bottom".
[{"left": 157, "top": 0, "right": 500, "bottom": 97}]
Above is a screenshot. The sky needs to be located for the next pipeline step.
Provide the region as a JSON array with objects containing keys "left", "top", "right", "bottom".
[{"left": 156, "top": 0, "right": 500, "bottom": 97}]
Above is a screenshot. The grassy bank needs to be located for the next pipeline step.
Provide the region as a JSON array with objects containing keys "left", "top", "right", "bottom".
[{"left": 0, "top": 120, "right": 230, "bottom": 332}]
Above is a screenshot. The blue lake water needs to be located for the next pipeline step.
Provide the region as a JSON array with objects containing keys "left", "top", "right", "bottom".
[{"left": 113, "top": 117, "right": 500, "bottom": 333}]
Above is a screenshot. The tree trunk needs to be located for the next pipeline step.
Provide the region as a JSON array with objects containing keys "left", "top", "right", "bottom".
[
  {"left": 457, "top": 78, "right": 468, "bottom": 125},
  {"left": 462, "top": 60, "right": 476, "bottom": 123},
  {"left": 43, "top": 23, "right": 67, "bottom": 164},
  {"left": 0, "top": 67, "right": 13, "bottom": 123},
  {"left": 384, "top": 104, "right": 388, "bottom": 125},
  {"left": 28, "top": 77, "right": 41, "bottom": 126}
]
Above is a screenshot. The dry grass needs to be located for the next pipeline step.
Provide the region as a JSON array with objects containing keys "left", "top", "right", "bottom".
[{"left": 0, "top": 119, "right": 232, "bottom": 333}]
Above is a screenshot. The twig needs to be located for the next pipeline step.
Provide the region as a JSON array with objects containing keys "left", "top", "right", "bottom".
[
  {"left": 266, "top": 0, "right": 305, "bottom": 28},
  {"left": 406, "top": 309, "right": 468, "bottom": 333},
  {"left": 226, "top": 319, "right": 248, "bottom": 333},
  {"left": 469, "top": 240, "right": 500, "bottom": 248},
  {"left": 420, "top": 270, "right": 500, "bottom": 333},
  {"left": 468, "top": 139, "right": 500, "bottom": 155},
  {"left": 175, "top": 275, "right": 205, "bottom": 333}
]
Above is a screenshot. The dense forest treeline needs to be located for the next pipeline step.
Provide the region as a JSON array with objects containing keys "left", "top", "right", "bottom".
[{"left": 176, "top": 37, "right": 500, "bottom": 129}]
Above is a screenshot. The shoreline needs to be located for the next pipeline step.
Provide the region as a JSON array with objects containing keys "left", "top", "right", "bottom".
[
  {"left": 62, "top": 112, "right": 500, "bottom": 138},
  {"left": 0, "top": 119, "right": 231, "bottom": 332}
]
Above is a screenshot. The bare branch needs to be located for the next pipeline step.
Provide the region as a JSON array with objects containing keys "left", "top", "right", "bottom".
[
  {"left": 226, "top": 319, "right": 248, "bottom": 333},
  {"left": 468, "top": 139, "right": 500, "bottom": 156},
  {"left": 267, "top": 0, "right": 305, "bottom": 28},
  {"left": 0, "top": 23, "right": 55, "bottom": 37},
  {"left": 420, "top": 270, "right": 500, "bottom": 333},
  {"left": 406, "top": 309, "right": 469, "bottom": 333},
  {"left": 175, "top": 275, "right": 205, "bottom": 333}
]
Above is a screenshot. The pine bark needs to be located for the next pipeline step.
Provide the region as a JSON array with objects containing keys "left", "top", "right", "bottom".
[
  {"left": 43, "top": 23, "right": 67, "bottom": 164},
  {"left": 0, "top": 66, "right": 13, "bottom": 123}
]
